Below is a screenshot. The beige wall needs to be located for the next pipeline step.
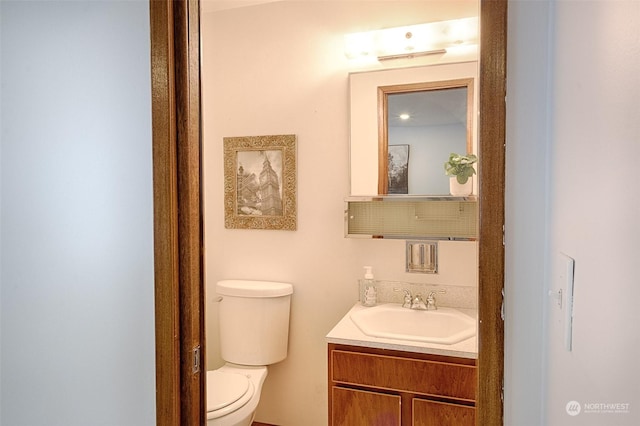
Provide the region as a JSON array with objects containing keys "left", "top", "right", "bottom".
[{"left": 202, "top": 2, "right": 478, "bottom": 424}]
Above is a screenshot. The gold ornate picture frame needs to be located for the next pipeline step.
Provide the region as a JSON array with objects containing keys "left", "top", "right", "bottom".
[{"left": 223, "top": 134, "right": 297, "bottom": 230}]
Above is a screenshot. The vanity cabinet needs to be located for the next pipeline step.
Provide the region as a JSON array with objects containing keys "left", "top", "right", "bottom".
[{"left": 328, "top": 344, "right": 476, "bottom": 426}]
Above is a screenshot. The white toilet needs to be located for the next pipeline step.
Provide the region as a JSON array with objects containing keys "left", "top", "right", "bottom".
[{"left": 207, "top": 280, "right": 293, "bottom": 426}]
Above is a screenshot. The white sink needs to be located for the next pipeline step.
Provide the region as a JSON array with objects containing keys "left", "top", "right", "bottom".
[{"left": 350, "top": 303, "right": 476, "bottom": 345}]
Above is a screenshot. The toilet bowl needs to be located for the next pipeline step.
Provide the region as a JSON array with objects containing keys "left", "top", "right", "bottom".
[{"left": 206, "top": 364, "right": 268, "bottom": 426}]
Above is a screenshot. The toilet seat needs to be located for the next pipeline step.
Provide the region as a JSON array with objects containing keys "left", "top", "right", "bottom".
[{"left": 207, "top": 370, "right": 254, "bottom": 420}]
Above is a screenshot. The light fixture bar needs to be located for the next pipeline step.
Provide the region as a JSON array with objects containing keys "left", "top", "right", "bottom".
[{"left": 377, "top": 48, "right": 447, "bottom": 62}]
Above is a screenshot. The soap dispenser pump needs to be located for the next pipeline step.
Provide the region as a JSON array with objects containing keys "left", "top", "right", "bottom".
[{"left": 361, "top": 266, "right": 377, "bottom": 307}]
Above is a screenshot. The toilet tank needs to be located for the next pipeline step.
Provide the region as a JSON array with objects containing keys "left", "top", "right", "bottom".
[{"left": 216, "top": 280, "right": 293, "bottom": 366}]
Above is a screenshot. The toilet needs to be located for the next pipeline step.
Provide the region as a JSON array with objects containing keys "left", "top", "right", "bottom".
[{"left": 207, "top": 280, "right": 293, "bottom": 426}]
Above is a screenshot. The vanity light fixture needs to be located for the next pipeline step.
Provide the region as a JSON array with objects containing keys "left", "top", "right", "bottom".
[
  {"left": 399, "top": 113, "right": 411, "bottom": 120},
  {"left": 344, "top": 17, "right": 478, "bottom": 62}
]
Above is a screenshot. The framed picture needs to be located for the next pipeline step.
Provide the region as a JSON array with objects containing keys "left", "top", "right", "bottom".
[
  {"left": 388, "top": 144, "right": 410, "bottom": 194},
  {"left": 223, "top": 134, "right": 297, "bottom": 230}
]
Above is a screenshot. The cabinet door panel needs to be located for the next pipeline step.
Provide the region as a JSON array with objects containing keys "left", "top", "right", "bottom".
[
  {"left": 332, "top": 387, "right": 401, "bottom": 426},
  {"left": 412, "top": 399, "right": 475, "bottom": 426}
]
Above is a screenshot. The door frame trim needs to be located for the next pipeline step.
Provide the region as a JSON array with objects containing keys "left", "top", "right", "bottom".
[
  {"left": 150, "top": 1, "right": 204, "bottom": 425},
  {"left": 477, "top": 1, "right": 507, "bottom": 424},
  {"left": 150, "top": 1, "right": 506, "bottom": 424}
]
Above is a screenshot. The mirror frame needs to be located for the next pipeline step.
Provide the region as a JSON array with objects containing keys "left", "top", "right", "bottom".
[
  {"left": 150, "top": 1, "right": 507, "bottom": 425},
  {"left": 377, "top": 78, "right": 475, "bottom": 194}
]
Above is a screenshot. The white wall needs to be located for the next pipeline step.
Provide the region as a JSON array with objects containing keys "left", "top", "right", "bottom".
[
  {"left": 202, "top": 2, "right": 478, "bottom": 425},
  {"left": 0, "top": 2, "right": 156, "bottom": 425},
  {"left": 505, "top": 1, "right": 551, "bottom": 423},
  {"left": 0, "top": 3, "right": 3, "bottom": 421},
  {"left": 544, "top": 1, "right": 640, "bottom": 424},
  {"left": 507, "top": 1, "right": 640, "bottom": 425}
]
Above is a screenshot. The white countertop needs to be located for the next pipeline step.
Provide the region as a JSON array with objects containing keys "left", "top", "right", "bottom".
[{"left": 326, "top": 303, "right": 478, "bottom": 359}]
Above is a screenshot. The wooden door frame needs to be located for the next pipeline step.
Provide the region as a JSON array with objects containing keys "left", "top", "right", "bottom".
[
  {"left": 150, "top": 0, "right": 506, "bottom": 425},
  {"left": 150, "top": 1, "right": 204, "bottom": 425},
  {"left": 477, "top": 1, "right": 507, "bottom": 424}
]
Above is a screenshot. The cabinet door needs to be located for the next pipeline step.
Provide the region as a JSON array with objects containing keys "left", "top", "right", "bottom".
[
  {"left": 413, "top": 399, "right": 475, "bottom": 426},
  {"left": 332, "top": 387, "right": 401, "bottom": 426},
  {"left": 331, "top": 349, "right": 476, "bottom": 401}
]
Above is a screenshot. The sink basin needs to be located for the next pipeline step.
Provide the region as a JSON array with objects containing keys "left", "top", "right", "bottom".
[{"left": 350, "top": 303, "right": 476, "bottom": 345}]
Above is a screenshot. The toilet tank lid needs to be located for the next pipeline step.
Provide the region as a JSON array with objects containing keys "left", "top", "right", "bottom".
[{"left": 217, "top": 280, "right": 293, "bottom": 298}]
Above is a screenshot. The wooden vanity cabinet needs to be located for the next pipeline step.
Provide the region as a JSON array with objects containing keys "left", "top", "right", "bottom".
[{"left": 328, "top": 343, "right": 476, "bottom": 426}]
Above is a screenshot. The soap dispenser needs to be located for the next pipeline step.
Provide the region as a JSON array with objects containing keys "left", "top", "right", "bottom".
[{"left": 361, "top": 266, "right": 377, "bottom": 307}]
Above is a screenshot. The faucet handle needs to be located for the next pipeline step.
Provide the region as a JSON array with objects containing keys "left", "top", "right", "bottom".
[{"left": 426, "top": 289, "right": 445, "bottom": 310}]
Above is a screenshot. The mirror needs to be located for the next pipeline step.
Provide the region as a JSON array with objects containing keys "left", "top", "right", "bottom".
[
  {"left": 349, "top": 61, "right": 478, "bottom": 196},
  {"left": 379, "top": 79, "right": 473, "bottom": 194}
]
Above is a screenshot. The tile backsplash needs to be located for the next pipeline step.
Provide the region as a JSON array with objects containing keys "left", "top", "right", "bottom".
[{"left": 362, "top": 279, "right": 477, "bottom": 310}]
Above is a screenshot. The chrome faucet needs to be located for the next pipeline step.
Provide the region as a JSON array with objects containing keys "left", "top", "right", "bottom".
[
  {"left": 395, "top": 288, "right": 445, "bottom": 310},
  {"left": 410, "top": 294, "right": 427, "bottom": 310}
]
